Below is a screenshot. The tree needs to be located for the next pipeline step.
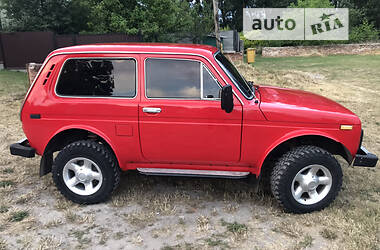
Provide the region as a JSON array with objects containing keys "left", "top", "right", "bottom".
[
  {"left": 218, "top": 0, "right": 297, "bottom": 32},
  {"left": 1, "top": 0, "right": 90, "bottom": 33},
  {"left": 188, "top": 0, "right": 214, "bottom": 43},
  {"left": 289, "top": 0, "right": 333, "bottom": 8},
  {"left": 87, "top": 0, "right": 213, "bottom": 42},
  {"left": 344, "top": 0, "right": 380, "bottom": 30},
  {"left": 126, "top": 0, "right": 193, "bottom": 41},
  {"left": 86, "top": 0, "right": 138, "bottom": 34}
]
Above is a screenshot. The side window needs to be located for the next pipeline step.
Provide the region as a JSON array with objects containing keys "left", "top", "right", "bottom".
[
  {"left": 146, "top": 58, "right": 200, "bottom": 99},
  {"left": 145, "top": 58, "right": 221, "bottom": 100},
  {"left": 202, "top": 65, "right": 221, "bottom": 99},
  {"left": 56, "top": 58, "right": 136, "bottom": 97}
]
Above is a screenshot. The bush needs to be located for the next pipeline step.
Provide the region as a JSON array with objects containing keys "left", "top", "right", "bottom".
[
  {"left": 349, "top": 20, "right": 379, "bottom": 43},
  {"left": 240, "top": 33, "right": 342, "bottom": 53}
]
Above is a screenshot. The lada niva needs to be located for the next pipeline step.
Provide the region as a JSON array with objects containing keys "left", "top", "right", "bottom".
[{"left": 10, "top": 43, "right": 377, "bottom": 213}]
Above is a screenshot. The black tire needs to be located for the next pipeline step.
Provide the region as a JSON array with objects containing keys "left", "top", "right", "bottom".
[
  {"left": 270, "top": 145, "right": 342, "bottom": 213},
  {"left": 52, "top": 140, "right": 120, "bottom": 204}
]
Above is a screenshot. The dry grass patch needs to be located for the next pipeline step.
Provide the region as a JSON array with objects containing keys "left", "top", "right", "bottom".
[
  {"left": 124, "top": 209, "right": 156, "bottom": 228},
  {"left": 293, "top": 234, "right": 313, "bottom": 250},
  {"left": 0, "top": 239, "right": 6, "bottom": 250},
  {"left": 37, "top": 235, "right": 63, "bottom": 250},
  {"left": 196, "top": 215, "right": 210, "bottom": 232},
  {"left": 320, "top": 228, "right": 338, "bottom": 240},
  {"left": 44, "top": 218, "right": 64, "bottom": 229}
]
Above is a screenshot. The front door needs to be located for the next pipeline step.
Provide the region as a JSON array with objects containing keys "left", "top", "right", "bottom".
[{"left": 138, "top": 55, "right": 242, "bottom": 165}]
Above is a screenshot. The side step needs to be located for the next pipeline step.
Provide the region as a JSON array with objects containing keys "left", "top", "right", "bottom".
[{"left": 137, "top": 168, "right": 250, "bottom": 179}]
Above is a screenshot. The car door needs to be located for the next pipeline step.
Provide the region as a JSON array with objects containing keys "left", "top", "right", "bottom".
[{"left": 138, "top": 55, "right": 243, "bottom": 164}]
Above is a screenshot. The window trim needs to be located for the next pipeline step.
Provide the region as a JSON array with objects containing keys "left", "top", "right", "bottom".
[
  {"left": 54, "top": 57, "right": 138, "bottom": 99},
  {"left": 144, "top": 57, "right": 221, "bottom": 101},
  {"left": 202, "top": 63, "right": 222, "bottom": 100},
  {"left": 214, "top": 51, "right": 255, "bottom": 100}
]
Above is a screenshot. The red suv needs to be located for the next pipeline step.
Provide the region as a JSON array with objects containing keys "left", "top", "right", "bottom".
[{"left": 10, "top": 43, "right": 377, "bottom": 213}]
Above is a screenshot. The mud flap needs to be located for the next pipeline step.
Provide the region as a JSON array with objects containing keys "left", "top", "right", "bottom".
[{"left": 40, "top": 152, "right": 53, "bottom": 176}]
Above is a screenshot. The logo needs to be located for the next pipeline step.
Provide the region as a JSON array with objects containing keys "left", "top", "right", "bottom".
[
  {"left": 243, "top": 8, "right": 349, "bottom": 40},
  {"left": 251, "top": 16, "right": 296, "bottom": 31},
  {"left": 310, "top": 13, "right": 344, "bottom": 35}
]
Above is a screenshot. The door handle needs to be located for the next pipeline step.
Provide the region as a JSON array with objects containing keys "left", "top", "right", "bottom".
[{"left": 142, "top": 107, "right": 161, "bottom": 114}]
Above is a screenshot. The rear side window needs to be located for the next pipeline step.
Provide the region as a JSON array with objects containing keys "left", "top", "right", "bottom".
[
  {"left": 145, "top": 58, "right": 220, "bottom": 99},
  {"left": 56, "top": 58, "right": 136, "bottom": 97}
]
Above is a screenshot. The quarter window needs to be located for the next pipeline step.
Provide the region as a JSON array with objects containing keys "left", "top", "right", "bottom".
[
  {"left": 56, "top": 58, "right": 136, "bottom": 97},
  {"left": 145, "top": 58, "right": 220, "bottom": 99},
  {"left": 202, "top": 65, "right": 221, "bottom": 99}
]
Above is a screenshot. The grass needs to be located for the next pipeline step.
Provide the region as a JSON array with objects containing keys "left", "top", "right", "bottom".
[
  {"left": 221, "top": 219, "right": 248, "bottom": 235},
  {"left": 0, "top": 180, "right": 14, "bottom": 188},
  {"left": 320, "top": 228, "right": 338, "bottom": 240},
  {"left": 0, "top": 206, "right": 9, "bottom": 213},
  {"left": 205, "top": 237, "right": 229, "bottom": 248},
  {"left": 0, "top": 239, "right": 6, "bottom": 250},
  {"left": 0, "top": 70, "right": 28, "bottom": 96},
  {"left": 2, "top": 168, "right": 14, "bottom": 174},
  {"left": 253, "top": 54, "right": 380, "bottom": 82},
  {"left": 0, "top": 54, "right": 378, "bottom": 249},
  {"left": 9, "top": 211, "right": 29, "bottom": 222},
  {"left": 70, "top": 229, "right": 91, "bottom": 245},
  {"left": 293, "top": 234, "right": 313, "bottom": 250}
]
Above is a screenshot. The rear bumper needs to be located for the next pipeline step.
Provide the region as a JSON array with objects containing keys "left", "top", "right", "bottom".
[
  {"left": 10, "top": 138, "right": 35, "bottom": 158},
  {"left": 353, "top": 146, "right": 378, "bottom": 167}
]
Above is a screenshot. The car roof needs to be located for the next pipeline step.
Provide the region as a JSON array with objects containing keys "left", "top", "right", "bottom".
[{"left": 48, "top": 43, "right": 219, "bottom": 58}]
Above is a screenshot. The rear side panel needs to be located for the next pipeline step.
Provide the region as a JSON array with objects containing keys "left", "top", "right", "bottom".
[
  {"left": 21, "top": 54, "right": 143, "bottom": 169},
  {"left": 21, "top": 55, "right": 62, "bottom": 154}
]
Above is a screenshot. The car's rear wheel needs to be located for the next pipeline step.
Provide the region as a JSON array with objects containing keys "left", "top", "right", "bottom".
[
  {"left": 270, "top": 145, "right": 342, "bottom": 213},
  {"left": 52, "top": 140, "right": 120, "bottom": 204}
]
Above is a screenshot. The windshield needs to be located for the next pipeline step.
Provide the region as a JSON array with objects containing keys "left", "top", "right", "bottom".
[{"left": 214, "top": 52, "right": 254, "bottom": 99}]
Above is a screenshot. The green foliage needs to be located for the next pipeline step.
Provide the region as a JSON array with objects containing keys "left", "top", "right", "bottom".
[
  {"left": 1, "top": 0, "right": 379, "bottom": 44},
  {"left": 84, "top": 0, "right": 213, "bottom": 42},
  {"left": 289, "top": 0, "right": 333, "bottom": 8},
  {"left": 126, "top": 0, "right": 194, "bottom": 42},
  {"left": 187, "top": 0, "right": 214, "bottom": 43},
  {"left": 220, "top": 219, "right": 248, "bottom": 234},
  {"left": 9, "top": 211, "right": 29, "bottom": 222},
  {"left": 1, "top": 0, "right": 212, "bottom": 42},
  {"left": 0, "top": 180, "right": 14, "bottom": 188},
  {"left": 0, "top": 205, "right": 9, "bottom": 213},
  {"left": 349, "top": 19, "right": 379, "bottom": 42},
  {"left": 1, "top": 0, "right": 90, "bottom": 33},
  {"left": 350, "top": 0, "right": 380, "bottom": 30},
  {"left": 0, "top": 70, "right": 28, "bottom": 95}
]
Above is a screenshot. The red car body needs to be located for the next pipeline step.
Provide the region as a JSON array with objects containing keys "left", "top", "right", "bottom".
[{"left": 17, "top": 43, "right": 366, "bottom": 176}]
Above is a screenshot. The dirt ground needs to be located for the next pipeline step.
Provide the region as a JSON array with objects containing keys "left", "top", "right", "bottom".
[{"left": 0, "top": 54, "right": 379, "bottom": 249}]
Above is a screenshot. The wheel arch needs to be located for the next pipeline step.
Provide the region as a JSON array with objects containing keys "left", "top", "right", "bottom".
[
  {"left": 258, "top": 132, "right": 351, "bottom": 179},
  {"left": 40, "top": 125, "right": 120, "bottom": 176}
]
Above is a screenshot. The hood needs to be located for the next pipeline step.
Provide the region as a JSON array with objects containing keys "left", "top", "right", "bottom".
[{"left": 258, "top": 86, "right": 360, "bottom": 125}]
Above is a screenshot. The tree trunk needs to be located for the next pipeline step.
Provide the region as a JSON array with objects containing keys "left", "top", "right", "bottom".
[{"left": 212, "top": 0, "right": 221, "bottom": 49}]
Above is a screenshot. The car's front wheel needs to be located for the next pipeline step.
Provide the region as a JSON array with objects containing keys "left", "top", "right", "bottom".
[
  {"left": 270, "top": 145, "right": 342, "bottom": 213},
  {"left": 52, "top": 140, "right": 120, "bottom": 204}
]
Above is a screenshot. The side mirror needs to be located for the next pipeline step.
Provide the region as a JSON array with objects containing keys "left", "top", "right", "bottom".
[{"left": 221, "top": 84, "right": 234, "bottom": 113}]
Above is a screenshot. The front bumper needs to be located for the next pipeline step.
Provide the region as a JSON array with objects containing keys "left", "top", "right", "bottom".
[
  {"left": 10, "top": 138, "right": 35, "bottom": 158},
  {"left": 353, "top": 146, "right": 378, "bottom": 167}
]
